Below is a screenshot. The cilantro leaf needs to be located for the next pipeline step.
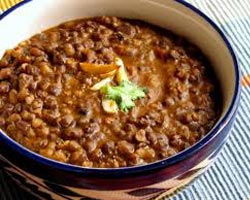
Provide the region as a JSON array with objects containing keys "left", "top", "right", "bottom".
[{"left": 101, "top": 81, "right": 147, "bottom": 112}]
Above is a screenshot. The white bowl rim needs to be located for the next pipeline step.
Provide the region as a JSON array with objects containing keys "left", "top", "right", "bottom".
[{"left": 0, "top": 0, "right": 241, "bottom": 177}]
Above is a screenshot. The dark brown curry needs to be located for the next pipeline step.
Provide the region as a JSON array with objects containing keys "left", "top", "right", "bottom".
[{"left": 0, "top": 17, "right": 219, "bottom": 168}]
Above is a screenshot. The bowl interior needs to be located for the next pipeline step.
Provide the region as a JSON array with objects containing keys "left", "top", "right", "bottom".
[{"left": 0, "top": 0, "right": 238, "bottom": 168}]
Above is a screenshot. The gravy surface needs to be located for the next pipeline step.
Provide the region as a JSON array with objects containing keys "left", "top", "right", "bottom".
[{"left": 0, "top": 17, "right": 219, "bottom": 168}]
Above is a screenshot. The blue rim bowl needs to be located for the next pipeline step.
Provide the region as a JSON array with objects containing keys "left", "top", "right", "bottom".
[{"left": 0, "top": 0, "right": 241, "bottom": 194}]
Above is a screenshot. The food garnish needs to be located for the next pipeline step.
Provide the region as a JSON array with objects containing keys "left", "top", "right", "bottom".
[
  {"left": 80, "top": 62, "right": 119, "bottom": 75},
  {"left": 90, "top": 77, "right": 113, "bottom": 91},
  {"left": 86, "top": 58, "right": 147, "bottom": 113},
  {"left": 102, "top": 99, "right": 119, "bottom": 114},
  {"left": 101, "top": 80, "right": 146, "bottom": 112}
]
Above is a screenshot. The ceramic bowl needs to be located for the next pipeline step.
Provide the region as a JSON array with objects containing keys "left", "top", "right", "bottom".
[{"left": 0, "top": 0, "right": 240, "bottom": 199}]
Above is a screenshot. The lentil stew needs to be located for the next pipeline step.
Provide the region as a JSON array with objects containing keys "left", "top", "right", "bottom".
[{"left": 0, "top": 17, "right": 220, "bottom": 168}]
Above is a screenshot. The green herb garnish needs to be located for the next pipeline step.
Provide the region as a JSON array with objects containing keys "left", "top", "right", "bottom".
[{"left": 101, "top": 81, "right": 147, "bottom": 112}]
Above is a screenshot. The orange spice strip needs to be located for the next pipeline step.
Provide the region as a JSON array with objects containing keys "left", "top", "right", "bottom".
[
  {"left": 80, "top": 62, "right": 119, "bottom": 75},
  {"left": 99, "top": 70, "right": 117, "bottom": 78}
]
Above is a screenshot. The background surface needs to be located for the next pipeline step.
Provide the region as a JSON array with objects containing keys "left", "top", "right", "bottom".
[{"left": 0, "top": 0, "right": 250, "bottom": 199}]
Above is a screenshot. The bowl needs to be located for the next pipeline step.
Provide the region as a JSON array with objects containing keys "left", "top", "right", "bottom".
[{"left": 0, "top": 0, "right": 241, "bottom": 199}]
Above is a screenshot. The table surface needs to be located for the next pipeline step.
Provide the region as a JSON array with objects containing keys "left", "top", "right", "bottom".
[{"left": 0, "top": 0, "right": 250, "bottom": 199}]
